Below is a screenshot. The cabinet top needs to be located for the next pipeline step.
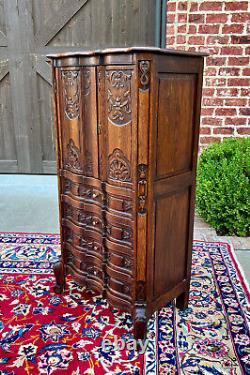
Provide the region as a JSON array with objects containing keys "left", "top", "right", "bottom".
[{"left": 47, "top": 46, "right": 208, "bottom": 59}]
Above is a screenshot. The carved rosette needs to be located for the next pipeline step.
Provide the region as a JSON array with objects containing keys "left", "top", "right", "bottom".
[
  {"left": 61, "top": 70, "right": 80, "bottom": 120},
  {"left": 106, "top": 70, "right": 132, "bottom": 126},
  {"left": 108, "top": 148, "right": 131, "bottom": 182},
  {"left": 139, "top": 61, "right": 150, "bottom": 91}
]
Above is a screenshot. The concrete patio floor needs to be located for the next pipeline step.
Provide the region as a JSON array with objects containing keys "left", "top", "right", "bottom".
[{"left": 0, "top": 174, "right": 249, "bottom": 284}]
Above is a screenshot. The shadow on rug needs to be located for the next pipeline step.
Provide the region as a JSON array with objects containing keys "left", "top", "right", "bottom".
[{"left": 0, "top": 233, "right": 249, "bottom": 375}]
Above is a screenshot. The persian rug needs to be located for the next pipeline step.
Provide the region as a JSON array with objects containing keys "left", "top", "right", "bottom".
[{"left": 0, "top": 233, "right": 249, "bottom": 375}]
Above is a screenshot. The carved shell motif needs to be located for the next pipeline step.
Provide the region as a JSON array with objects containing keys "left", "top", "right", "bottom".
[
  {"left": 108, "top": 148, "right": 131, "bottom": 182},
  {"left": 106, "top": 70, "right": 132, "bottom": 126},
  {"left": 62, "top": 70, "right": 80, "bottom": 120}
]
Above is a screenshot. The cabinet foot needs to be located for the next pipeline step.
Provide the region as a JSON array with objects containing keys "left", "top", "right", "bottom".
[
  {"left": 53, "top": 259, "right": 65, "bottom": 294},
  {"left": 176, "top": 290, "right": 189, "bottom": 310},
  {"left": 134, "top": 307, "right": 147, "bottom": 340}
]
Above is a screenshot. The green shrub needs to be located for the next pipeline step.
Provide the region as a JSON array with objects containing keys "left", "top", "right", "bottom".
[{"left": 196, "top": 138, "right": 250, "bottom": 237}]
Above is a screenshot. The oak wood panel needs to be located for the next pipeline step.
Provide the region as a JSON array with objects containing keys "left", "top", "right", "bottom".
[
  {"left": 156, "top": 74, "right": 196, "bottom": 179},
  {"left": 153, "top": 189, "right": 190, "bottom": 299}
]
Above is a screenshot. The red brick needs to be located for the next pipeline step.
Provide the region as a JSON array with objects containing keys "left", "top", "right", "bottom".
[
  {"left": 202, "top": 88, "right": 215, "bottom": 97},
  {"left": 239, "top": 108, "right": 250, "bottom": 116},
  {"left": 199, "top": 25, "right": 220, "bottom": 34},
  {"left": 206, "top": 14, "right": 228, "bottom": 23},
  {"left": 200, "top": 137, "right": 220, "bottom": 144},
  {"left": 231, "top": 35, "right": 250, "bottom": 44},
  {"left": 202, "top": 117, "right": 222, "bottom": 126},
  {"left": 204, "top": 67, "right": 217, "bottom": 76},
  {"left": 167, "top": 2, "right": 176, "bottom": 11},
  {"left": 207, "top": 36, "right": 229, "bottom": 45},
  {"left": 166, "top": 36, "right": 175, "bottom": 45},
  {"left": 177, "top": 35, "right": 186, "bottom": 44},
  {"left": 189, "top": 14, "right": 205, "bottom": 23},
  {"left": 225, "top": 2, "right": 248, "bottom": 11},
  {"left": 213, "top": 127, "right": 234, "bottom": 135},
  {"left": 201, "top": 107, "right": 215, "bottom": 116},
  {"left": 215, "top": 108, "right": 237, "bottom": 116},
  {"left": 228, "top": 78, "right": 250, "bottom": 86},
  {"left": 205, "top": 46, "right": 220, "bottom": 55},
  {"left": 219, "top": 68, "right": 240, "bottom": 76},
  {"left": 221, "top": 46, "right": 243, "bottom": 55},
  {"left": 188, "top": 25, "right": 197, "bottom": 34},
  {"left": 206, "top": 57, "right": 226, "bottom": 66},
  {"left": 167, "top": 14, "right": 175, "bottom": 23},
  {"left": 202, "top": 98, "right": 223, "bottom": 106},
  {"left": 241, "top": 88, "right": 250, "bottom": 96},
  {"left": 190, "top": 3, "right": 198, "bottom": 12},
  {"left": 232, "top": 14, "right": 250, "bottom": 23},
  {"left": 245, "top": 47, "right": 250, "bottom": 55},
  {"left": 178, "top": 1, "right": 188, "bottom": 11},
  {"left": 188, "top": 36, "right": 205, "bottom": 45},
  {"left": 200, "top": 127, "right": 211, "bottom": 135},
  {"left": 199, "top": 1, "right": 223, "bottom": 11},
  {"left": 178, "top": 13, "right": 187, "bottom": 23},
  {"left": 224, "top": 98, "right": 247, "bottom": 106},
  {"left": 237, "top": 127, "right": 250, "bottom": 135},
  {"left": 217, "top": 88, "right": 239, "bottom": 97},
  {"left": 228, "top": 57, "right": 249, "bottom": 66},
  {"left": 177, "top": 25, "right": 187, "bottom": 33},
  {"left": 205, "top": 77, "right": 227, "bottom": 87},
  {"left": 167, "top": 24, "right": 175, "bottom": 35},
  {"left": 225, "top": 117, "right": 247, "bottom": 125},
  {"left": 222, "top": 24, "right": 244, "bottom": 34}
]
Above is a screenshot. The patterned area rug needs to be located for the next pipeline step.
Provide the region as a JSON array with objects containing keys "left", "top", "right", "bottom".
[{"left": 0, "top": 233, "right": 249, "bottom": 375}]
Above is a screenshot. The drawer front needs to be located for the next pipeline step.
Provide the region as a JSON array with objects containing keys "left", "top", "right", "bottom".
[
  {"left": 106, "top": 194, "right": 133, "bottom": 216},
  {"left": 107, "top": 251, "right": 133, "bottom": 275},
  {"left": 62, "top": 201, "right": 103, "bottom": 234},
  {"left": 64, "top": 242, "right": 104, "bottom": 291},
  {"left": 106, "top": 266, "right": 134, "bottom": 306},
  {"left": 105, "top": 211, "right": 133, "bottom": 247},
  {"left": 63, "top": 222, "right": 104, "bottom": 258},
  {"left": 61, "top": 174, "right": 103, "bottom": 207}
]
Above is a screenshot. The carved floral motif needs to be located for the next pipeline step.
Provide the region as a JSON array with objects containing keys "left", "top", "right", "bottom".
[
  {"left": 61, "top": 70, "right": 80, "bottom": 120},
  {"left": 65, "top": 139, "right": 82, "bottom": 172},
  {"left": 108, "top": 148, "right": 131, "bottom": 182},
  {"left": 106, "top": 70, "right": 132, "bottom": 126}
]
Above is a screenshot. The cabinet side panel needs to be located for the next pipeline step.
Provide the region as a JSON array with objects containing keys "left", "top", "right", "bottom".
[
  {"left": 149, "top": 57, "right": 204, "bottom": 312},
  {"left": 156, "top": 74, "right": 196, "bottom": 179},
  {"left": 153, "top": 190, "right": 190, "bottom": 299}
]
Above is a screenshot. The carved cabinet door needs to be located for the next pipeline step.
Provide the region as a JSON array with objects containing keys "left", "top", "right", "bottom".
[
  {"left": 55, "top": 64, "right": 105, "bottom": 293},
  {"left": 97, "top": 64, "right": 138, "bottom": 310}
]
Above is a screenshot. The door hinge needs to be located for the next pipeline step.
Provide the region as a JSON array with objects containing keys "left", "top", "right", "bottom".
[{"left": 97, "top": 123, "right": 102, "bottom": 135}]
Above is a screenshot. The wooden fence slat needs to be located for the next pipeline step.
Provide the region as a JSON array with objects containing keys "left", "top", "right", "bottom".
[
  {"left": 0, "top": 60, "right": 8, "bottom": 82},
  {"left": 36, "top": 57, "right": 52, "bottom": 86},
  {"left": 34, "top": 0, "right": 89, "bottom": 47}
]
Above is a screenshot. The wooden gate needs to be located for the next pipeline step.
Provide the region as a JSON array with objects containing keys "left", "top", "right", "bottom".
[{"left": 0, "top": 0, "right": 166, "bottom": 174}]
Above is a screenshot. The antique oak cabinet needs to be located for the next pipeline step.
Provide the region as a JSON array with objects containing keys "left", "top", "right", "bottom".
[{"left": 48, "top": 47, "right": 205, "bottom": 339}]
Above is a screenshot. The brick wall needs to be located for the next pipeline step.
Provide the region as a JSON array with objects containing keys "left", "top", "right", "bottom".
[{"left": 166, "top": 0, "right": 250, "bottom": 148}]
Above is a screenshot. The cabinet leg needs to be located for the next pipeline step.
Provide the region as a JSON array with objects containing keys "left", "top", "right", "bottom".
[
  {"left": 53, "top": 258, "right": 65, "bottom": 294},
  {"left": 134, "top": 306, "right": 147, "bottom": 340},
  {"left": 176, "top": 290, "right": 189, "bottom": 310}
]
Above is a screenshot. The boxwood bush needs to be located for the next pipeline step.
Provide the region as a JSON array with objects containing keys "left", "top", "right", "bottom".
[{"left": 196, "top": 138, "right": 250, "bottom": 237}]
